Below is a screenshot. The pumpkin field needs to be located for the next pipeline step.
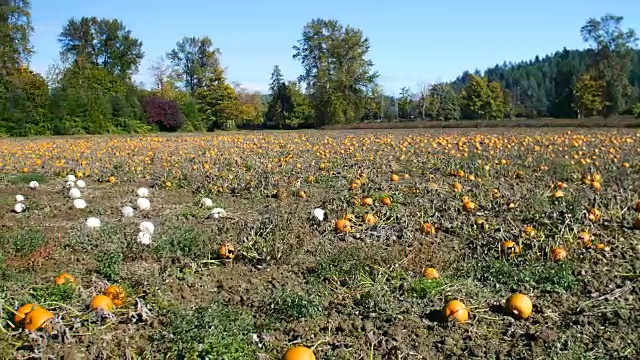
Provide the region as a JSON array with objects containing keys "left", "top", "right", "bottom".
[{"left": 0, "top": 128, "right": 639, "bottom": 359}]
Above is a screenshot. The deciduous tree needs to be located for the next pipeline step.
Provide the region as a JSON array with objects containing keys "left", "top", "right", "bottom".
[
  {"left": 167, "top": 36, "right": 222, "bottom": 94},
  {"left": 573, "top": 73, "right": 605, "bottom": 117},
  {"left": 293, "top": 18, "right": 378, "bottom": 126},
  {"left": 0, "top": 0, "right": 33, "bottom": 76},
  {"left": 58, "top": 16, "right": 144, "bottom": 77},
  {"left": 580, "top": 14, "right": 639, "bottom": 116}
]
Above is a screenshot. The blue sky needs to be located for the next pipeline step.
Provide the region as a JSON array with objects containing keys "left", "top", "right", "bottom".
[{"left": 29, "top": 0, "right": 639, "bottom": 94}]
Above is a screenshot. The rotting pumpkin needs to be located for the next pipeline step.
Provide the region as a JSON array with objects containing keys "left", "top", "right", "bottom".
[
  {"left": 104, "top": 285, "right": 126, "bottom": 307},
  {"left": 23, "top": 307, "right": 54, "bottom": 332},
  {"left": 419, "top": 222, "right": 436, "bottom": 235},
  {"left": 55, "top": 273, "right": 76, "bottom": 286},
  {"left": 218, "top": 243, "right": 236, "bottom": 260},
  {"left": 362, "top": 213, "right": 377, "bottom": 225},
  {"left": 13, "top": 303, "right": 40, "bottom": 326}
]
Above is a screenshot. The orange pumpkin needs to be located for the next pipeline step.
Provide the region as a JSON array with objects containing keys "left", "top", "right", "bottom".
[
  {"left": 442, "top": 299, "right": 469, "bottom": 322},
  {"left": 550, "top": 247, "right": 567, "bottom": 261},
  {"left": 335, "top": 219, "right": 352, "bottom": 233},
  {"left": 390, "top": 174, "right": 400, "bottom": 182},
  {"left": 103, "top": 285, "right": 126, "bottom": 307},
  {"left": 23, "top": 307, "right": 54, "bottom": 331},
  {"left": 504, "top": 293, "right": 533, "bottom": 319},
  {"left": 90, "top": 294, "right": 114, "bottom": 312},
  {"left": 282, "top": 346, "right": 316, "bottom": 360},
  {"left": 462, "top": 200, "right": 476, "bottom": 213},
  {"left": 343, "top": 213, "right": 356, "bottom": 222},
  {"left": 380, "top": 196, "right": 392, "bottom": 206},
  {"left": 422, "top": 267, "right": 440, "bottom": 280},
  {"left": 361, "top": 197, "right": 374, "bottom": 206}
]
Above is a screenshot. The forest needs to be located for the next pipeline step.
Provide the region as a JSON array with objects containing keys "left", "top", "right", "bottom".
[{"left": 1, "top": 0, "right": 639, "bottom": 136}]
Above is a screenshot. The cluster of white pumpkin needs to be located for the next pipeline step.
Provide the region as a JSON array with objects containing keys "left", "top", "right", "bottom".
[
  {"left": 132, "top": 187, "right": 153, "bottom": 245},
  {"left": 12, "top": 180, "right": 42, "bottom": 213},
  {"left": 85, "top": 187, "right": 155, "bottom": 245},
  {"left": 13, "top": 194, "right": 27, "bottom": 213},
  {"left": 65, "top": 174, "right": 88, "bottom": 210},
  {"left": 200, "top": 197, "right": 227, "bottom": 218},
  {"left": 15, "top": 177, "right": 235, "bottom": 246}
]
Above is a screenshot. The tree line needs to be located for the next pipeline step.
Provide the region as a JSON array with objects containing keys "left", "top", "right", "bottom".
[{"left": 1, "top": 1, "right": 638, "bottom": 137}]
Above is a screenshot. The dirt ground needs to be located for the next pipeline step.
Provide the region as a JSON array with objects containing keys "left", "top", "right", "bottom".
[{"left": 0, "top": 128, "right": 639, "bottom": 359}]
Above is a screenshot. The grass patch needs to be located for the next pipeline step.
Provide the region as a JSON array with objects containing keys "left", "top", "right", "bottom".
[
  {"left": 407, "top": 278, "right": 447, "bottom": 299},
  {"left": 29, "top": 283, "right": 77, "bottom": 304},
  {"left": 6, "top": 172, "right": 47, "bottom": 186},
  {"left": 152, "top": 303, "right": 258, "bottom": 359},
  {"left": 267, "top": 288, "right": 325, "bottom": 321},
  {"left": 476, "top": 259, "right": 577, "bottom": 293},
  {"left": 153, "top": 225, "right": 209, "bottom": 260},
  {"left": 0, "top": 229, "right": 46, "bottom": 256},
  {"left": 96, "top": 249, "right": 124, "bottom": 281}
]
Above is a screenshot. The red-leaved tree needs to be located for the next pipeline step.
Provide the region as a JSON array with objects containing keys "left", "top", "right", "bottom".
[{"left": 143, "top": 96, "right": 184, "bottom": 131}]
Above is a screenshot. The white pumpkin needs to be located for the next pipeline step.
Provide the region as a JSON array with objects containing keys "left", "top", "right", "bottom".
[
  {"left": 85, "top": 217, "right": 101, "bottom": 229},
  {"left": 312, "top": 208, "right": 325, "bottom": 222},
  {"left": 136, "top": 197, "right": 151, "bottom": 210},
  {"left": 73, "top": 198, "right": 87, "bottom": 209},
  {"left": 139, "top": 221, "right": 155, "bottom": 234},
  {"left": 121, "top": 206, "right": 135, "bottom": 217},
  {"left": 69, "top": 187, "right": 82, "bottom": 199},
  {"left": 136, "top": 187, "right": 149, "bottom": 197},
  {"left": 210, "top": 207, "right": 226, "bottom": 219},
  {"left": 136, "top": 231, "right": 152, "bottom": 245},
  {"left": 200, "top": 197, "right": 214, "bottom": 208}
]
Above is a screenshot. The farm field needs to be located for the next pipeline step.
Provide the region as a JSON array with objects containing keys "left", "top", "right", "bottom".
[{"left": 0, "top": 128, "right": 639, "bottom": 359}]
